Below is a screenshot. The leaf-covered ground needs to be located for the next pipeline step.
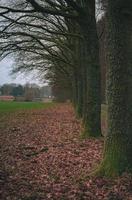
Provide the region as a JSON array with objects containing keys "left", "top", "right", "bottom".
[{"left": 0, "top": 104, "right": 132, "bottom": 200}]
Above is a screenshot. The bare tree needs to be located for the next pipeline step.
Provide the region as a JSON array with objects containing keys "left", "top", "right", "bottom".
[{"left": 0, "top": 0, "right": 102, "bottom": 137}]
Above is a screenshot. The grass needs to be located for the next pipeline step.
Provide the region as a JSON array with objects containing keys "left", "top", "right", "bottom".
[{"left": 0, "top": 101, "right": 54, "bottom": 114}]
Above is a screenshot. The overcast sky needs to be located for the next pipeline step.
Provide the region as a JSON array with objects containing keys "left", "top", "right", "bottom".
[
  {"left": 0, "top": 57, "right": 43, "bottom": 86},
  {"left": 0, "top": 1, "right": 102, "bottom": 87},
  {"left": 0, "top": 0, "right": 45, "bottom": 86}
]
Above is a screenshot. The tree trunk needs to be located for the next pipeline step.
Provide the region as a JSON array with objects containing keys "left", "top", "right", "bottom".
[
  {"left": 76, "top": 73, "right": 83, "bottom": 118},
  {"left": 97, "top": 0, "right": 132, "bottom": 176},
  {"left": 72, "top": 72, "right": 79, "bottom": 108},
  {"left": 79, "top": 1, "right": 102, "bottom": 137}
]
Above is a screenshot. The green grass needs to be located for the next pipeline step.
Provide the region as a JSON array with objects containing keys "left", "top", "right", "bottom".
[{"left": 0, "top": 101, "right": 54, "bottom": 113}]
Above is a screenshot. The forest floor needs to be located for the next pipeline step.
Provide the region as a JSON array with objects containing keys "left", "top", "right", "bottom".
[{"left": 0, "top": 104, "right": 132, "bottom": 200}]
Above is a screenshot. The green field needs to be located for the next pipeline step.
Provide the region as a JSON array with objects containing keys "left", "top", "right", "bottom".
[{"left": 0, "top": 101, "right": 54, "bottom": 113}]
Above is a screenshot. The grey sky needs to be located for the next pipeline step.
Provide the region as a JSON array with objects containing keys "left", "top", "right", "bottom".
[
  {"left": 0, "top": 0, "right": 102, "bottom": 86},
  {"left": 0, "top": 58, "right": 43, "bottom": 86},
  {"left": 0, "top": 0, "right": 45, "bottom": 86}
]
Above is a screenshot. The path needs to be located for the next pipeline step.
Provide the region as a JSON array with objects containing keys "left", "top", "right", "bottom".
[{"left": 0, "top": 104, "right": 131, "bottom": 200}]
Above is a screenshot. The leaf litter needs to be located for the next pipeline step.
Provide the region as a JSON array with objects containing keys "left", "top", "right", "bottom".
[{"left": 0, "top": 104, "right": 131, "bottom": 200}]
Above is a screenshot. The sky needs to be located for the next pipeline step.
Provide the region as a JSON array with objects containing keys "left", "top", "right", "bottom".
[
  {"left": 0, "top": 0, "right": 45, "bottom": 86},
  {"left": 0, "top": 0, "right": 102, "bottom": 87},
  {"left": 0, "top": 57, "right": 44, "bottom": 86}
]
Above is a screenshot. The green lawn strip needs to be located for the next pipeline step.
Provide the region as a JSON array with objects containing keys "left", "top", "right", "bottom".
[{"left": 0, "top": 101, "right": 55, "bottom": 114}]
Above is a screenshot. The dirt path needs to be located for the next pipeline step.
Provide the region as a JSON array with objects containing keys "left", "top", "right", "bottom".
[{"left": 0, "top": 104, "right": 131, "bottom": 200}]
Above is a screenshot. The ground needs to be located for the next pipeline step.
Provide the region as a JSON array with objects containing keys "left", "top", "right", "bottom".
[{"left": 0, "top": 103, "right": 132, "bottom": 200}]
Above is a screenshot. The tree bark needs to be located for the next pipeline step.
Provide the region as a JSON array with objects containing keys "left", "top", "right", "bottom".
[
  {"left": 97, "top": 0, "right": 132, "bottom": 176},
  {"left": 79, "top": 1, "right": 102, "bottom": 137},
  {"left": 72, "top": 72, "right": 78, "bottom": 108}
]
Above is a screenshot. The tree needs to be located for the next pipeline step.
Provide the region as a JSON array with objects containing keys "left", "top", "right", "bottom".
[
  {"left": 96, "top": 0, "right": 132, "bottom": 176},
  {"left": 11, "top": 85, "right": 24, "bottom": 97},
  {"left": 23, "top": 83, "right": 42, "bottom": 101},
  {"left": 46, "top": 60, "right": 72, "bottom": 102},
  {"left": 0, "top": 84, "right": 14, "bottom": 95},
  {"left": 78, "top": 1, "right": 101, "bottom": 137},
  {"left": 0, "top": 0, "right": 102, "bottom": 137}
]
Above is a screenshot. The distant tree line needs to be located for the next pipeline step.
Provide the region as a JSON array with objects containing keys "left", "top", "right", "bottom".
[{"left": 0, "top": 83, "right": 52, "bottom": 101}]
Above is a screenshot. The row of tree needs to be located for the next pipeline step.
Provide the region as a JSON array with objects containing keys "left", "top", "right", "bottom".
[
  {"left": 0, "top": 83, "right": 52, "bottom": 101},
  {"left": 0, "top": 0, "right": 132, "bottom": 176}
]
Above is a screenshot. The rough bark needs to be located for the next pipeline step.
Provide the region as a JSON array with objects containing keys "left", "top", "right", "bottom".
[
  {"left": 76, "top": 72, "right": 83, "bottom": 118},
  {"left": 72, "top": 73, "right": 78, "bottom": 107},
  {"left": 96, "top": 0, "right": 132, "bottom": 176},
  {"left": 79, "top": 1, "right": 102, "bottom": 137}
]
